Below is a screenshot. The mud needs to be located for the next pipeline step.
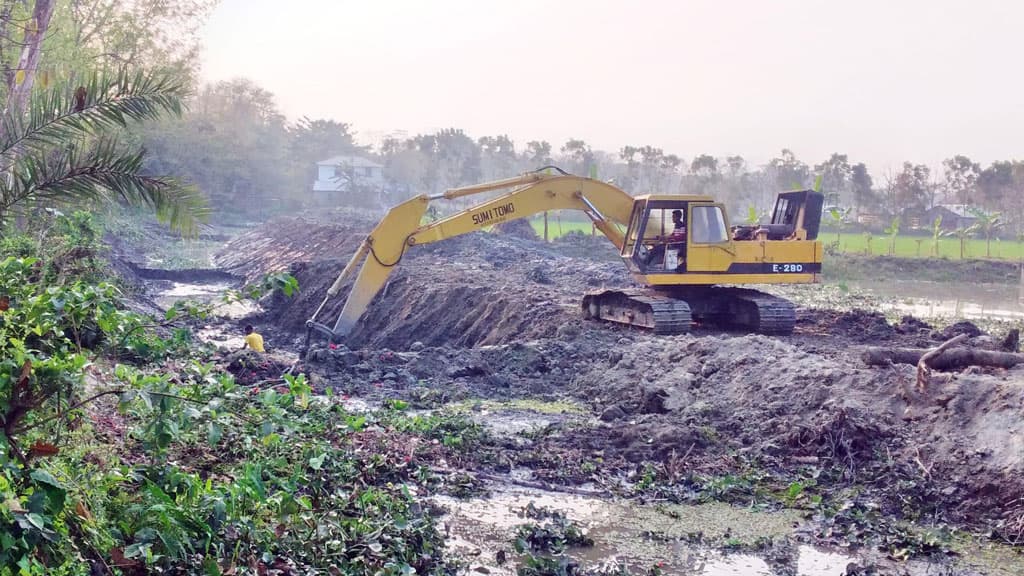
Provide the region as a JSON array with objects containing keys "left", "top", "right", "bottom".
[{"left": 213, "top": 216, "right": 1024, "bottom": 559}]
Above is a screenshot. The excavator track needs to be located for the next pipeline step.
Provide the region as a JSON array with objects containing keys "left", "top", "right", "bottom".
[
  {"left": 582, "top": 289, "right": 692, "bottom": 335},
  {"left": 582, "top": 287, "right": 796, "bottom": 336},
  {"left": 703, "top": 287, "right": 796, "bottom": 335}
]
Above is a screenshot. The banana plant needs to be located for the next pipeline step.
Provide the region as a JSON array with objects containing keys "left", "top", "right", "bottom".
[
  {"left": 883, "top": 217, "right": 900, "bottom": 256},
  {"left": 745, "top": 205, "right": 769, "bottom": 226},
  {"left": 930, "top": 216, "right": 943, "bottom": 256},
  {"left": 968, "top": 208, "right": 1004, "bottom": 258},
  {"left": 943, "top": 224, "right": 981, "bottom": 259},
  {"left": 828, "top": 207, "right": 852, "bottom": 245}
]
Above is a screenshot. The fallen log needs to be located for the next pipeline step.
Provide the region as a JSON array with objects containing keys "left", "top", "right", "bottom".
[{"left": 863, "top": 343, "right": 1024, "bottom": 371}]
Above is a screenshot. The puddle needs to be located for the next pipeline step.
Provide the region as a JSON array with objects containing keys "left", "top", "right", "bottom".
[
  {"left": 148, "top": 280, "right": 258, "bottom": 320},
  {"left": 435, "top": 484, "right": 830, "bottom": 576},
  {"left": 852, "top": 280, "right": 1024, "bottom": 321},
  {"left": 435, "top": 482, "right": 1021, "bottom": 576}
]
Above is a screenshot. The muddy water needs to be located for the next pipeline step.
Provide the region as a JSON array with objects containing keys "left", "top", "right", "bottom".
[
  {"left": 437, "top": 485, "right": 851, "bottom": 575},
  {"left": 437, "top": 482, "right": 1023, "bottom": 575},
  {"left": 147, "top": 279, "right": 258, "bottom": 348},
  {"left": 850, "top": 279, "right": 1024, "bottom": 321},
  {"left": 441, "top": 404, "right": 1024, "bottom": 575}
]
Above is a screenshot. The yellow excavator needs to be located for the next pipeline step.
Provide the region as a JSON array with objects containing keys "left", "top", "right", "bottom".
[{"left": 306, "top": 167, "right": 823, "bottom": 341}]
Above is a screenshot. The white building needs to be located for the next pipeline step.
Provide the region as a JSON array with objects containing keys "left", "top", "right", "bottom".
[{"left": 312, "top": 155, "right": 385, "bottom": 194}]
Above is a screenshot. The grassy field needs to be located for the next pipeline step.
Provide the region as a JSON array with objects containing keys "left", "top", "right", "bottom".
[
  {"left": 528, "top": 217, "right": 598, "bottom": 239},
  {"left": 820, "top": 232, "right": 1024, "bottom": 261},
  {"left": 525, "top": 217, "right": 1023, "bottom": 261}
]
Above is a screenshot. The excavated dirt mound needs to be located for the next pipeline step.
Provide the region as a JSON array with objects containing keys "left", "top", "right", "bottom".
[{"left": 217, "top": 217, "right": 632, "bottom": 348}]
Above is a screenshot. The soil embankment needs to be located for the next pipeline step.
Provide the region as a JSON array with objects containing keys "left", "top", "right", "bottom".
[{"left": 215, "top": 216, "right": 1024, "bottom": 535}]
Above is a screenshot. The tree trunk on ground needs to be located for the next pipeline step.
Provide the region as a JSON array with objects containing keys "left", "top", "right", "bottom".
[{"left": 862, "top": 346, "right": 1024, "bottom": 370}]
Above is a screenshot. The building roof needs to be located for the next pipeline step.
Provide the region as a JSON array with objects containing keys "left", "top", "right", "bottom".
[
  {"left": 316, "top": 155, "right": 383, "bottom": 169},
  {"left": 933, "top": 204, "right": 977, "bottom": 218}
]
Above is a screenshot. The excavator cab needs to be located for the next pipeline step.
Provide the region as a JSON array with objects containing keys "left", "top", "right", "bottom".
[{"left": 622, "top": 196, "right": 733, "bottom": 275}]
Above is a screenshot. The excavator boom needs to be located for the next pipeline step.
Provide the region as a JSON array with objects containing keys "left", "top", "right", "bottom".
[{"left": 306, "top": 170, "right": 634, "bottom": 342}]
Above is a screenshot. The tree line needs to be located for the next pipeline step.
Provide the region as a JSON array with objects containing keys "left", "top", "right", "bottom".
[{"left": 137, "top": 76, "right": 1024, "bottom": 233}]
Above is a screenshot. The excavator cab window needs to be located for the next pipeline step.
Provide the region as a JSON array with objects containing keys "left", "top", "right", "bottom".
[
  {"left": 622, "top": 200, "right": 647, "bottom": 259},
  {"left": 689, "top": 205, "right": 728, "bottom": 243},
  {"left": 626, "top": 201, "right": 689, "bottom": 272}
]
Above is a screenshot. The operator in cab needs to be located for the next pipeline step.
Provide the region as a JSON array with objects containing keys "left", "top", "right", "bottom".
[
  {"left": 669, "top": 209, "right": 686, "bottom": 240},
  {"left": 645, "top": 209, "right": 687, "bottom": 270}
]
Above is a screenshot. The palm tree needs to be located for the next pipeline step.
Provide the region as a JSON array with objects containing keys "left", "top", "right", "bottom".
[{"left": 0, "top": 70, "right": 208, "bottom": 235}]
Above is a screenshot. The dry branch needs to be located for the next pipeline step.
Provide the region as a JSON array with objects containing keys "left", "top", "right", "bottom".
[{"left": 917, "top": 334, "right": 969, "bottom": 391}]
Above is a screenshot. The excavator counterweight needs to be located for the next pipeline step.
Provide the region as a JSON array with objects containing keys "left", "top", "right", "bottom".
[{"left": 306, "top": 168, "right": 823, "bottom": 344}]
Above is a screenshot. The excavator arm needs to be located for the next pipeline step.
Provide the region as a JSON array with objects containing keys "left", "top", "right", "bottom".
[{"left": 306, "top": 169, "right": 635, "bottom": 342}]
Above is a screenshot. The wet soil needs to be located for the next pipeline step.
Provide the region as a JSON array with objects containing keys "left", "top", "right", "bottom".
[{"left": 211, "top": 216, "right": 1024, "bottom": 570}]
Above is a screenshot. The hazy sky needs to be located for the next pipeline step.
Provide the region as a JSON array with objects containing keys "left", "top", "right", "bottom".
[{"left": 201, "top": 0, "right": 1023, "bottom": 173}]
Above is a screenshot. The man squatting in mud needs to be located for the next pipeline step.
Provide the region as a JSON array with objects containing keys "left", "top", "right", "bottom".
[{"left": 241, "top": 324, "right": 265, "bottom": 353}]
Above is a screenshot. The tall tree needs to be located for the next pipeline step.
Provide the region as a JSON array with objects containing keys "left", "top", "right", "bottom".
[
  {"left": 814, "top": 153, "right": 852, "bottom": 206},
  {"left": 942, "top": 155, "right": 980, "bottom": 206},
  {"left": 850, "top": 162, "right": 874, "bottom": 213},
  {"left": 288, "top": 117, "right": 362, "bottom": 190},
  {"left": 688, "top": 154, "right": 719, "bottom": 194},
  {"left": 525, "top": 140, "right": 552, "bottom": 166},
  {"left": 142, "top": 78, "right": 289, "bottom": 217},
  {"left": 768, "top": 149, "right": 809, "bottom": 191},
  {"left": 2, "top": 0, "right": 55, "bottom": 117},
  {"left": 560, "top": 138, "right": 594, "bottom": 176},
  {"left": 890, "top": 162, "right": 931, "bottom": 213}
]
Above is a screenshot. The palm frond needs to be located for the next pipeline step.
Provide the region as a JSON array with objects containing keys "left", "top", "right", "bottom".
[
  {"left": 0, "top": 69, "right": 190, "bottom": 166},
  {"left": 1, "top": 138, "right": 209, "bottom": 236}
]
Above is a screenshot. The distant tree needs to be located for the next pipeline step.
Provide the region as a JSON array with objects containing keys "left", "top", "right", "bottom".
[
  {"left": 560, "top": 138, "right": 594, "bottom": 176},
  {"left": 977, "top": 161, "right": 1015, "bottom": 209},
  {"left": 942, "top": 155, "right": 981, "bottom": 205},
  {"left": 689, "top": 154, "right": 719, "bottom": 195},
  {"left": 889, "top": 162, "right": 931, "bottom": 213},
  {"left": 814, "top": 153, "right": 852, "bottom": 206},
  {"left": 478, "top": 134, "right": 516, "bottom": 178},
  {"left": 525, "top": 140, "right": 552, "bottom": 166},
  {"left": 637, "top": 145, "right": 664, "bottom": 192},
  {"left": 659, "top": 154, "right": 682, "bottom": 191},
  {"left": 768, "top": 149, "right": 809, "bottom": 191},
  {"left": 618, "top": 145, "right": 640, "bottom": 191},
  {"left": 288, "top": 117, "right": 363, "bottom": 189},
  {"left": 434, "top": 128, "right": 481, "bottom": 190},
  {"left": 143, "top": 78, "right": 289, "bottom": 219},
  {"left": 850, "top": 162, "right": 874, "bottom": 213}
]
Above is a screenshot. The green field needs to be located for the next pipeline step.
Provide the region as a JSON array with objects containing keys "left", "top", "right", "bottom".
[
  {"left": 528, "top": 217, "right": 599, "bottom": 239},
  {"left": 819, "top": 232, "right": 1024, "bottom": 261},
  {"left": 526, "top": 218, "right": 1024, "bottom": 261}
]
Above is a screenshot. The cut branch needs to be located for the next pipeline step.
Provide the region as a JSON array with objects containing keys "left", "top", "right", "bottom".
[{"left": 917, "top": 334, "right": 969, "bottom": 391}]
